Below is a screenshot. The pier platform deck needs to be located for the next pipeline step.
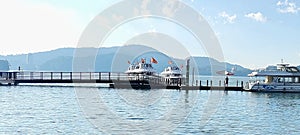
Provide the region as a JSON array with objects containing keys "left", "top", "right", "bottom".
[{"left": 0, "top": 71, "right": 245, "bottom": 91}]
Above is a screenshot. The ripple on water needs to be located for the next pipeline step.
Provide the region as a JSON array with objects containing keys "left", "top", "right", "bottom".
[{"left": 1, "top": 86, "right": 300, "bottom": 134}]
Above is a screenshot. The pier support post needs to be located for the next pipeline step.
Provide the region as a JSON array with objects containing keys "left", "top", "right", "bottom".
[
  {"left": 186, "top": 59, "right": 190, "bottom": 86},
  {"left": 14, "top": 82, "right": 18, "bottom": 86}
]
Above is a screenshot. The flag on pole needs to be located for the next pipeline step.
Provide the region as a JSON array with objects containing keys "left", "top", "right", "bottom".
[
  {"left": 141, "top": 58, "right": 145, "bottom": 63},
  {"left": 151, "top": 57, "right": 158, "bottom": 64},
  {"left": 180, "top": 64, "right": 184, "bottom": 69}
]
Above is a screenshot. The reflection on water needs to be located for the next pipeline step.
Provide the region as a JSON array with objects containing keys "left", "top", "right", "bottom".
[{"left": 1, "top": 86, "right": 300, "bottom": 134}]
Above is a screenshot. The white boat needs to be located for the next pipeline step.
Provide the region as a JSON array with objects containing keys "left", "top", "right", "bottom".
[
  {"left": 244, "top": 63, "right": 300, "bottom": 92},
  {"left": 160, "top": 65, "right": 182, "bottom": 84},
  {"left": 125, "top": 58, "right": 157, "bottom": 76},
  {"left": 216, "top": 67, "right": 236, "bottom": 76}
]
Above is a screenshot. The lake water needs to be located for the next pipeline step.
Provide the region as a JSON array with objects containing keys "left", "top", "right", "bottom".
[{"left": 1, "top": 82, "right": 300, "bottom": 134}]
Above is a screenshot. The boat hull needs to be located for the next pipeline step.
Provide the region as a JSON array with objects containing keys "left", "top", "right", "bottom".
[{"left": 246, "top": 83, "right": 300, "bottom": 93}]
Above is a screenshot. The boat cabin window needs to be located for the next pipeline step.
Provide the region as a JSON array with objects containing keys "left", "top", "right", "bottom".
[
  {"left": 272, "top": 76, "right": 300, "bottom": 83},
  {"left": 129, "top": 65, "right": 134, "bottom": 70},
  {"left": 295, "top": 77, "right": 300, "bottom": 83},
  {"left": 265, "top": 76, "right": 273, "bottom": 83},
  {"left": 285, "top": 77, "right": 292, "bottom": 83},
  {"left": 272, "top": 77, "right": 281, "bottom": 83}
]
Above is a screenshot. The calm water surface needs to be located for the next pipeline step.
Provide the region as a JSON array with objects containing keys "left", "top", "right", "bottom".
[{"left": 1, "top": 85, "right": 300, "bottom": 134}]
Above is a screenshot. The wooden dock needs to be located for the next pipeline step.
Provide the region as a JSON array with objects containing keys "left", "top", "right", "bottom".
[{"left": 0, "top": 71, "right": 245, "bottom": 91}]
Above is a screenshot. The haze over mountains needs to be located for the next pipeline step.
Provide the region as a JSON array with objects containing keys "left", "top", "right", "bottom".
[{"left": 0, "top": 45, "right": 253, "bottom": 76}]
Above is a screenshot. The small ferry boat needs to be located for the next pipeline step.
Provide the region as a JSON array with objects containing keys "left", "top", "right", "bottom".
[
  {"left": 125, "top": 58, "right": 157, "bottom": 76},
  {"left": 244, "top": 63, "right": 300, "bottom": 92},
  {"left": 216, "top": 67, "right": 235, "bottom": 76},
  {"left": 160, "top": 65, "right": 183, "bottom": 84}
]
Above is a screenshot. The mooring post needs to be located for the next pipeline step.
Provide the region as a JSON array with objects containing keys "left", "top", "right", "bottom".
[
  {"left": 158, "top": 77, "right": 160, "bottom": 84},
  {"left": 192, "top": 67, "right": 195, "bottom": 86},
  {"left": 13, "top": 72, "right": 17, "bottom": 80},
  {"left": 109, "top": 72, "right": 111, "bottom": 81},
  {"left": 30, "top": 72, "right": 33, "bottom": 80},
  {"left": 180, "top": 78, "right": 182, "bottom": 86},
  {"left": 61, "top": 72, "right": 63, "bottom": 80},
  {"left": 196, "top": 80, "right": 198, "bottom": 86},
  {"left": 207, "top": 80, "right": 209, "bottom": 87},
  {"left": 186, "top": 59, "right": 190, "bottom": 86},
  {"left": 210, "top": 80, "right": 212, "bottom": 86},
  {"left": 237, "top": 80, "right": 239, "bottom": 87},
  {"left": 40, "top": 72, "right": 43, "bottom": 80},
  {"left": 200, "top": 80, "right": 201, "bottom": 86},
  {"left": 219, "top": 80, "right": 221, "bottom": 86},
  {"left": 99, "top": 72, "right": 101, "bottom": 80},
  {"left": 241, "top": 81, "right": 243, "bottom": 88}
]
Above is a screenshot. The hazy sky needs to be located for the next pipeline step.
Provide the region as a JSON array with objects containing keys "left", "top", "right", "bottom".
[{"left": 0, "top": 0, "right": 299, "bottom": 69}]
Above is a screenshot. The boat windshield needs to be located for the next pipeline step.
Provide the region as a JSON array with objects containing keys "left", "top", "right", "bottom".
[
  {"left": 286, "top": 67, "right": 300, "bottom": 73},
  {"left": 143, "top": 64, "right": 152, "bottom": 68},
  {"left": 174, "top": 74, "right": 181, "bottom": 76},
  {"left": 249, "top": 76, "right": 265, "bottom": 83},
  {"left": 171, "top": 66, "right": 179, "bottom": 70}
]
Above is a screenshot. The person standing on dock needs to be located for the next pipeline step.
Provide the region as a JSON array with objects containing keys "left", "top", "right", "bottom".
[{"left": 225, "top": 76, "right": 229, "bottom": 87}]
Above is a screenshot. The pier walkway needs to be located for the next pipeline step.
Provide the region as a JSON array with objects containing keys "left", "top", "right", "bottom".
[{"left": 0, "top": 71, "right": 245, "bottom": 91}]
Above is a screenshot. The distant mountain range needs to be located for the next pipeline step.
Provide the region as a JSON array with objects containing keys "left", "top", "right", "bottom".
[{"left": 0, "top": 45, "right": 253, "bottom": 76}]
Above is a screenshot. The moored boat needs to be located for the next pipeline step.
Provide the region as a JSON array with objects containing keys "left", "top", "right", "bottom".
[
  {"left": 160, "top": 63, "right": 183, "bottom": 84},
  {"left": 244, "top": 63, "right": 300, "bottom": 92},
  {"left": 125, "top": 58, "right": 157, "bottom": 76}
]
